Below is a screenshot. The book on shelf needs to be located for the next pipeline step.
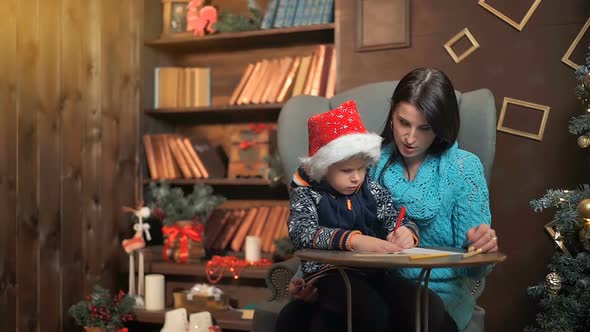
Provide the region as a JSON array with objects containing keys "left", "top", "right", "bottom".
[
  {"left": 229, "top": 63, "right": 255, "bottom": 105},
  {"left": 154, "top": 66, "right": 210, "bottom": 108},
  {"left": 325, "top": 49, "right": 337, "bottom": 98},
  {"left": 263, "top": 0, "right": 334, "bottom": 29},
  {"left": 228, "top": 46, "right": 335, "bottom": 106},
  {"left": 276, "top": 57, "right": 301, "bottom": 103},
  {"left": 291, "top": 55, "right": 312, "bottom": 97},
  {"left": 190, "top": 136, "right": 227, "bottom": 179},
  {"left": 230, "top": 207, "right": 258, "bottom": 252},
  {"left": 142, "top": 134, "right": 226, "bottom": 180},
  {"left": 205, "top": 205, "right": 290, "bottom": 254},
  {"left": 260, "top": 0, "right": 280, "bottom": 29},
  {"left": 217, "top": 209, "right": 246, "bottom": 250}
]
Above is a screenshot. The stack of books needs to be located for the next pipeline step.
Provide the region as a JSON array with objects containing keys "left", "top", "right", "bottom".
[
  {"left": 229, "top": 44, "right": 336, "bottom": 105},
  {"left": 154, "top": 67, "right": 211, "bottom": 108},
  {"left": 143, "top": 134, "right": 225, "bottom": 180},
  {"left": 205, "top": 205, "right": 290, "bottom": 253},
  {"left": 261, "top": 0, "right": 335, "bottom": 29}
]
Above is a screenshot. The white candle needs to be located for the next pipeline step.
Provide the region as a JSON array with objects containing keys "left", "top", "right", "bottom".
[
  {"left": 245, "top": 235, "right": 261, "bottom": 262},
  {"left": 144, "top": 274, "right": 165, "bottom": 311}
]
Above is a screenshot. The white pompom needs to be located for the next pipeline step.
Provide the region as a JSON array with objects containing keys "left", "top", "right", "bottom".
[{"left": 138, "top": 207, "right": 151, "bottom": 218}]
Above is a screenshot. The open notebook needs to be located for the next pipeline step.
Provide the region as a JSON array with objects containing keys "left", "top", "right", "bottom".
[{"left": 352, "top": 247, "right": 463, "bottom": 257}]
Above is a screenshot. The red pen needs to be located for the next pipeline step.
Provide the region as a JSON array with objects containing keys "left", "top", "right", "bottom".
[{"left": 393, "top": 206, "right": 406, "bottom": 234}]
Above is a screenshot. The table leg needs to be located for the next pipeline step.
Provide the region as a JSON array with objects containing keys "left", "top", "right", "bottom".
[
  {"left": 422, "top": 269, "right": 432, "bottom": 332},
  {"left": 415, "top": 269, "right": 427, "bottom": 332},
  {"left": 336, "top": 268, "right": 352, "bottom": 332}
]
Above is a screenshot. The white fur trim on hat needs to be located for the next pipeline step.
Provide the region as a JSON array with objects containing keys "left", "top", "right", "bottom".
[{"left": 300, "top": 132, "right": 382, "bottom": 181}]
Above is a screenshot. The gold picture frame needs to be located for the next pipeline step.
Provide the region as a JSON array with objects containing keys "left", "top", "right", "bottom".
[
  {"left": 443, "top": 28, "right": 480, "bottom": 64},
  {"left": 544, "top": 220, "right": 571, "bottom": 256},
  {"left": 161, "top": 0, "right": 192, "bottom": 39},
  {"left": 496, "top": 97, "right": 550, "bottom": 141},
  {"left": 478, "top": 0, "right": 542, "bottom": 31},
  {"left": 561, "top": 17, "right": 590, "bottom": 70},
  {"left": 356, "top": 0, "right": 410, "bottom": 52}
]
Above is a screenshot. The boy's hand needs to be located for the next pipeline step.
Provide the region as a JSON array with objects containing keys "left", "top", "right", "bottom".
[
  {"left": 288, "top": 277, "right": 318, "bottom": 303},
  {"left": 387, "top": 226, "right": 416, "bottom": 249},
  {"left": 350, "top": 234, "right": 403, "bottom": 253}
]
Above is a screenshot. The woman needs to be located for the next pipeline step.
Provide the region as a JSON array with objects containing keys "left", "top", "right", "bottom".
[
  {"left": 372, "top": 67, "right": 498, "bottom": 332},
  {"left": 277, "top": 68, "right": 499, "bottom": 332}
]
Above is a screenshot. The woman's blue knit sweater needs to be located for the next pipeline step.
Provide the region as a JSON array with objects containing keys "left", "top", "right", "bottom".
[{"left": 372, "top": 142, "right": 493, "bottom": 331}]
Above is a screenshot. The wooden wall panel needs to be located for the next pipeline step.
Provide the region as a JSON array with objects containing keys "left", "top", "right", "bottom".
[
  {"left": 100, "top": 0, "right": 123, "bottom": 287},
  {"left": 336, "top": 1, "right": 590, "bottom": 331},
  {"left": 38, "top": 0, "right": 63, "bottom": 330},
  {"left": 0, "top": 0, "right": 141, "bottom": 330},
  {"left": 60, "top": 0, "right": 86, "bottom": 330},
  {"left": 0, "top": 0, "right": 18, "bottom": 331},
  {"left": 17, "top": 0, "right": 41, "bottom": 330}
]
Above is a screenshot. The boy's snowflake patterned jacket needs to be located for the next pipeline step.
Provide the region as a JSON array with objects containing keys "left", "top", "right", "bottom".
[{"left": 287, "top": 167, "right": 418, "bottom": 281}]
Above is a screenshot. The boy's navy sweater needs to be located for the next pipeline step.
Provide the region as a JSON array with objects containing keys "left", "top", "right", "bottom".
[{"left": 288, "top": 167, "right": 418, "bottom": 280}]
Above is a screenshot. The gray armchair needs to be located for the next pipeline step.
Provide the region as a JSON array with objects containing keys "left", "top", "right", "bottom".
[{"left": 252, "top": 81, "right": 497, "bottom": 332}]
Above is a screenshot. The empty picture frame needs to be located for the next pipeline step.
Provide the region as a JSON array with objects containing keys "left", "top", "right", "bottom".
[
  {"left": 496, "top": 97, "right": 550, "bottom": 141},
  {"left": 356, "top": 0, "right": 410, "bottom": 52},
  {"left": 478, "top": 0, "right": 542, "bottom": 31},
  {"left": 444, "top": 28, "right": 480, "bottom": 64},
  {"left": 544, "top": 220, "right": 571, "bottom": 256},
  {"left": 561, "top": 17, "right": 590, "bottom": 70}
]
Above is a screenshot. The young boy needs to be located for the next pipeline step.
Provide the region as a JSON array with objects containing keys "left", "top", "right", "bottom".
[{"left": 283, "top": 100, "right": 419, "bottom": 331}]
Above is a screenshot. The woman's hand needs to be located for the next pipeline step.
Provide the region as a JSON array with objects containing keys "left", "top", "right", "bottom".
[
  {"left": 386, "top": 226, "right": 416, "bottom": 249},
  {"left": 466, "top": 224, "right": 498, "bottom": 253},
  {"left": 350, "top": 234, "right": 403, "bottom": 253},
  {"left": 288, "top": 277, "right": 318, "bottom": 302}
]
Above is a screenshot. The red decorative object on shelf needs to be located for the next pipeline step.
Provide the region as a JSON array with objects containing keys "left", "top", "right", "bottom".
[{"left": 205, "top": 255, "right": 272, "bottom": 284}]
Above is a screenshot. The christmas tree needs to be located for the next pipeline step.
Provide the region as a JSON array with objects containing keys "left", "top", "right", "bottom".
[{"left": 526, "top": 45, "right": 590, "bottom": 332}]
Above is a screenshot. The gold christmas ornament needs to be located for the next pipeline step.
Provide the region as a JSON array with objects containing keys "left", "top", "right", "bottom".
[
  {"left": 545, "top": 272, "right": 561, "bottom": 298},
  {"left": 579, "top": 221, "right": 590, "bottom": 251},
  {"left": 578, "top": 135, "right": 590, "bottom": 148},
  {"left": 577, "top": 198, "right": 590, "bottom": 220}
]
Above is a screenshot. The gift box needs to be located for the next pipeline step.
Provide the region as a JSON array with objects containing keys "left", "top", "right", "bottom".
[
  {"left": 173, "top": 284, "right": 229, "bottom": 312},
  {"left": 162, "top": 221, "right": 206, "bottom": 263}
]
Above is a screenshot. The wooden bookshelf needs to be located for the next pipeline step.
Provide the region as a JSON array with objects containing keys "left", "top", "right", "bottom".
[
  {"left": 145, "top": 23, "right": 334, "bottom": 53},
  {"left": 143, "top": 179, "right": 289, "bottom": 200},
  {"left": 143, "top": 178, "right": 273, "bottom": 186},
  {"left": 145, "top": 104, "right": 283, "bottom": 123},
  {"left": 149, "top": 260, "right": 269, "bottom": 280}
]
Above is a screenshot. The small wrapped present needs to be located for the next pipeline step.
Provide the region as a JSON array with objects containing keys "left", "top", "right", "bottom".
[{"left": 173, "top": 284, "right": 229, "bottom": 313}]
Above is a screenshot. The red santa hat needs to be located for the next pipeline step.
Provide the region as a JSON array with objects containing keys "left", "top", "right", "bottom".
[{"left": 301, "top": 100, "right": 382, "bottom": 181}]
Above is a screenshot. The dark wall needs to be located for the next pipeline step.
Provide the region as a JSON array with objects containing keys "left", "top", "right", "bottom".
[
  {"left": 0, "top": 0, "right": 141, "bottom": 331},
  {"left": 336, "top": 1, "right": 590, "bottom": 331}
]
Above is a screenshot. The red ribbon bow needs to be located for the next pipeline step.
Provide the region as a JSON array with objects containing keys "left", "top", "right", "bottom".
[{"left": 162, "top": 223, "right": 204, "bottom": 263}]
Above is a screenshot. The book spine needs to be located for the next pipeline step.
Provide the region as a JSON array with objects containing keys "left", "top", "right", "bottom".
[
  {"left": 276, "top": 57, "right": 301, "bottom": 103},
  {"left": 230, "top": 208, "right": 259, "bottom": 251},
  {"left": 167, "top": 135, "right": 192, "bottom": 178},
  {"left": 143, "top": 135, "right": 158, "bottom": 180},
  {"left": 175, "top": 136, "right": 201, "bottom": 178},
  {"left": 261, "top": 0, "right": 279, "bottom": 29},
  {"left": 182, "top": 138, "right": 209, "bottom": 178},
  {"left": 218, "top": 209, "right": 246, "bottom": 250},
  {"left": 229, "top": 63, "right": 255, "bottom": 105}
]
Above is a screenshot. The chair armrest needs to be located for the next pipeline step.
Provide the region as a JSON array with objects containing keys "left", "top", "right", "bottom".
[{"left": 265, "top": 257, "right": 300, "bottom": 301}]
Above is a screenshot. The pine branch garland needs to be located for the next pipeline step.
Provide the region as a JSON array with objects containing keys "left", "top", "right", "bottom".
[{"left": 147, "top": 181, "right": 226, "bottom": 225}]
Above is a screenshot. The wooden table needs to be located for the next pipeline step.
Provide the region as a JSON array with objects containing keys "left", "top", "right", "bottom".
[{"left": 295, "top": 248, "right": 507, "bottom": 332}]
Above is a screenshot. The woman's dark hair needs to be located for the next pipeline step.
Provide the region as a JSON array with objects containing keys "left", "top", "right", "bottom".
[{"left": 378, "top": 68, "right": 460, "bottom": 181}]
